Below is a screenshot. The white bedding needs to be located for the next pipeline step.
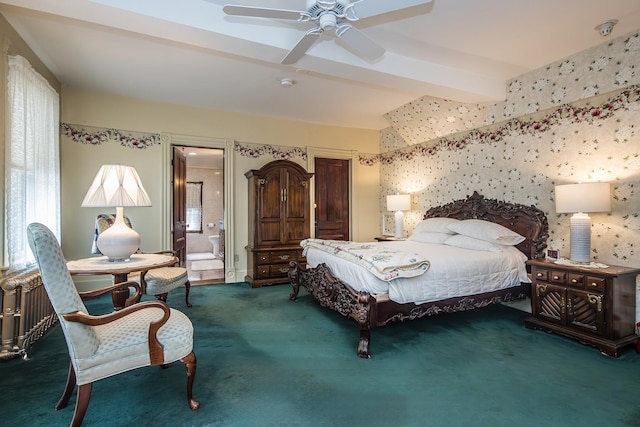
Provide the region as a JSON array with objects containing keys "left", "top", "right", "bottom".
[{"left": 303, "top": 240, "right": 530, "bottom": 305}]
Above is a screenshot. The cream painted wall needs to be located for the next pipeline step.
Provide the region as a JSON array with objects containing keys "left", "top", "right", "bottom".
[{"left": 60, "top": 87, "right": 380, "bottom": 289}]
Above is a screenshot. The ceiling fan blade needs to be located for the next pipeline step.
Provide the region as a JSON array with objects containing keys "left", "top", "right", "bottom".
[
  {"left": 281, "top": 28, "right": 322, "bottom": 65},
  {"left": 335, "top": 24, "right": 385, "bottom": 60},
  {"left": 223, "top": 4, "right": 308, "bottom": 21},
  {"left": 346, "top": 0, "right": 433, "bottom": 20}
]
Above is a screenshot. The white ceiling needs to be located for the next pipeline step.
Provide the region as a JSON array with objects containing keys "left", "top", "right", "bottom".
[{"left": 2, "top": 0, "right": 640, "bottom": 130}]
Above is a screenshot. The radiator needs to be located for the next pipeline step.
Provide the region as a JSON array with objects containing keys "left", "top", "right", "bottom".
[{"left": 1, "top": 267, "right": 57, "bottom": 360}]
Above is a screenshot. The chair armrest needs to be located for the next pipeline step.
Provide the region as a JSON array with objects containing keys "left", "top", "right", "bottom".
[
  {"left": 63, "top": 300, "right": 171, "bottom": 365},
  {"left": 78, "top": 280, "right": 142, "bottom": 307}
]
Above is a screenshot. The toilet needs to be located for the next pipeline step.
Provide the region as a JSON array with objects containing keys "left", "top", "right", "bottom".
[{"left": 208, "top": 235, "right": 220, "bottom": 257}]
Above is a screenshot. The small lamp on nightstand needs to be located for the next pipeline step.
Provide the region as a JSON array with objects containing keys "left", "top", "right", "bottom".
[
  {"left": 555, "top": 182, "right": 610, "bottom": 264},
  {"left": 387, "top": 194, "right": 411, "bottom": 238}
]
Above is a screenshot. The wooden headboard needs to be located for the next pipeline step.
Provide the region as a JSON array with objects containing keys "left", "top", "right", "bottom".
[{"left": 423, "top": 191, "right": 549, "bottom": 259}]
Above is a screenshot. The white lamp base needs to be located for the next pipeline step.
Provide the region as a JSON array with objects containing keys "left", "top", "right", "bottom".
[
  {"left": 394, "top": 210, "right": 404, "bottom": 238},
  {"left": 569, "top": 212, "right": 591, "bottom": 263},
  {"left": 97, "top": 206, "right": 140, "bottom": 262}
]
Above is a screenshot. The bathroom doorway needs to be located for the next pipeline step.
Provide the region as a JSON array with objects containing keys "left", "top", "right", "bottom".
[{"left": 179, "top": 146, "right": 226, "bottom": 284}]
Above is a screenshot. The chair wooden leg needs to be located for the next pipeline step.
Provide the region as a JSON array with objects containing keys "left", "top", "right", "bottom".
[
  {"left": 56, "top": 362, "right": 77, "bottom": 410},
  {"left": 185, "top": 281, "right": 192, "bottom": 308},
  {"left": 181, "top": 350, "right": 200, "bottom": 411},
  {"left": 70, "top": 383, "right": 92, "bottom": 427}
]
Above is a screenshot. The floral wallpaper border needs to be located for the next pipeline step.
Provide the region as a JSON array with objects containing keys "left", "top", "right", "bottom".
[
  {"left": 374, "top": 84, "right": 639, "bottom": 166},
  {"left": 233, "top": 142, "right": 307, "bottom": 160},
  {"left": 61, "top": 123, "right": 160, "bottom": 148},
  {"left": 62, "top": 126, "right": 382, "bottom": 165}
]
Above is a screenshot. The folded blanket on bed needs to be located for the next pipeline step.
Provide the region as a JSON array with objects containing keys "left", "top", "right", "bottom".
[{"left": 301, "top": 239, "right": 430, "bottom": 281}]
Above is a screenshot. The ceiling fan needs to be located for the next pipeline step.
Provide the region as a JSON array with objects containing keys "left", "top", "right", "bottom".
[{"left": 223, "top": 0, "right": 433, "bottom": 64}]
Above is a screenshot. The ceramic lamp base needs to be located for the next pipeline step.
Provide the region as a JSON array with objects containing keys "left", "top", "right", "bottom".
[
  {"left": 97, "top": 207, "right": 140, "bottom": 262},
  {"left": 569, "top": 212, "right": 591, "bottom": 263}
]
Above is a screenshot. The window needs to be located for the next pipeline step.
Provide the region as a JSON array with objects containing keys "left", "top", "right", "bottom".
[
  {"left": 4, "top": 55, "right": 60, "bottom": 271},
  {"left": 186, "top": 181, "right": 203, "bottom": 233}
]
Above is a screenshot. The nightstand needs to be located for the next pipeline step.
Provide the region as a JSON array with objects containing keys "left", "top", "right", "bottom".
[
  {"left": 374, "top": 236, "right": 406, "bottom": 241},
  {"left": 525, "top": 259, "right": 639, "bottom": 357}
]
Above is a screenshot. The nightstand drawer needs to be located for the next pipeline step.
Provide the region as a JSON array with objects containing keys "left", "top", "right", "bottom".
[
  {"left": 585, "top": 276, "right": 606, "bottom": 292},
  {"left": 567, "top": 273, "right": 585, "bottom": 288},
  {"left": 533, "top": 269, "right": 549, "bottom": 281},
  {"left": 550, "top": 270, "right": 567, "bottom": 284}
]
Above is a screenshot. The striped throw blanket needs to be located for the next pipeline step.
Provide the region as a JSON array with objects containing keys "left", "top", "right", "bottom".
[{"left": 301, "top": 239, "right": 430, "bottom": 281}]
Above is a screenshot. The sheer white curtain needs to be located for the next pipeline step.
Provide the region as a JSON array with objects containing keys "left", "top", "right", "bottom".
[{"left": 5, "top": 55, "right": 60, "bottom": 270}]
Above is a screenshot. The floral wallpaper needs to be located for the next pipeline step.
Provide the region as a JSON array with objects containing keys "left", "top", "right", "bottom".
[
  {"left": 379, "top": 30, "right": 640, "bottom": 270},
  {"left": 383, "top": 30, "right": 640, "bottom": 148}
]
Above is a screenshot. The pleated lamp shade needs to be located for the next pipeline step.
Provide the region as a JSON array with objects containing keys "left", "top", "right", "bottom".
[{"left": 82, "top": 165, "right": 151, "bottom": 261}]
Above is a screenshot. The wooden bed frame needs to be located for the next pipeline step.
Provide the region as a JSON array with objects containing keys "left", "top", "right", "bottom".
[{"left": 288, "top": 192, "right": 549, "bottom": 358}]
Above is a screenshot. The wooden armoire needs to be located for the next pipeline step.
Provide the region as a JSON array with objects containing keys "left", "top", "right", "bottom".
[{"left": 245, "top": 160, "right": 313, "bottom": 287}]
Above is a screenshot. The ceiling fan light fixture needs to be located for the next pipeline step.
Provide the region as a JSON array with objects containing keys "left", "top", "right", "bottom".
[{"left": 319, "top": 13, "right": 337, "bottom": 31}]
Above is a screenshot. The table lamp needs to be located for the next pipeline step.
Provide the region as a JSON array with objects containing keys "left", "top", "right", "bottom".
[
  {"left": 81, "top": 164, "right": 152, "bottom": 261},
  {"left": 555, "top": 182, "right": 610, "bottom": 263},
  {"left": 387, "top": 194, "right": 411, "bottom": 238}
]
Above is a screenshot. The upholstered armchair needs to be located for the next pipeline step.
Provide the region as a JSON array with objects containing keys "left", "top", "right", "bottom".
[
  {"left": 27, "top": 223, "right": 199, "bottom": 427},
  {"left": 93, "top": 214, "right": 192, "bottom": 307}
]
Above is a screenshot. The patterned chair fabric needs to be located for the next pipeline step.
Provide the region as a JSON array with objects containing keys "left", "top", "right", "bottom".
[
  {"left": 94, "top": 213, "right": 192, "bottom": 307},
  {"left": 27, "top": 223, "right": 199, "bottom": 426}
]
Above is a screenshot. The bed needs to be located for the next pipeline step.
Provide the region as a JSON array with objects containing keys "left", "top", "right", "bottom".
[{"left": 288, "top": 192, "right": 549, "bottom": 358}]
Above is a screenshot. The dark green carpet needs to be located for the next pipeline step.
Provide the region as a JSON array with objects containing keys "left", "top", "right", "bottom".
[{"left": 1, "top": 283, "right": 639, "bottom": 426}]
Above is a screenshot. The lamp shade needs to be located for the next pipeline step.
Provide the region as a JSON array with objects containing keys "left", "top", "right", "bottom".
[
  {"left": 387, "top": 194, "right": 411, "bottom": 212},
  {"left": 555, "top": 183, "right": 611, "bottom": 213},
  {"left": 82, "top": 164, "right": 152, "bottom": 207}
]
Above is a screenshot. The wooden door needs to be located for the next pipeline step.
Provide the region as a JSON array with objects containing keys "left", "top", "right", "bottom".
[
  {"left": 172, "top": 146, "right": 187, "bottom": 264},
  {"left": 314, "top": 158, "right": 349, "bottom": 240}
]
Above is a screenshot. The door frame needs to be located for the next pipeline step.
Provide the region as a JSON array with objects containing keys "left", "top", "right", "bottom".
[
  {"left": 161, "top": 133, "right": 236, "bottom": 283},
  {"left": 306, "top": 147, "right": 358, "bottom": 240}
]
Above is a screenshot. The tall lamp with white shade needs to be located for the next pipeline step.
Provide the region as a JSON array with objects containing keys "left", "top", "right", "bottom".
[
  {"left": 82, "top": 164, "right": 152, "bottom": 262},
  {"left": 555, "top": 182, "right": 611, "bottom": 264},
  {"left": 387, "top": 194, "right": 411, "bottom": 238}
]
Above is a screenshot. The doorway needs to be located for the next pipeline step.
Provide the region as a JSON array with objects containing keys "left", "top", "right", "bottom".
[
  {"left": 315, "top": 157, "right": 350, "bottom": 240},
  {"left": 176, "top": 146, "right": 225, "bottom": 284}
]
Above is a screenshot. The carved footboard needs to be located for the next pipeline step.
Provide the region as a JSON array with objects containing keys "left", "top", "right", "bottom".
[
  {"left": 289, "top": 261, "right": 376, "bottom": 358},
  {"left": 289, "top": 261, "right": 530, "bottom": 358}
]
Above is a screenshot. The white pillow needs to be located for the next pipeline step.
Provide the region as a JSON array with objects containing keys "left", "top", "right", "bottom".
[
  {"left": 413, "top": 217, "right": 460, "bottom": 234},
  {"left": 443, "top": 234, "right": 503, "bottom": 253},
  {"left": 446, "top": 219, "right": 525, "bottom": 246},
  {"left": 408, "top": 232, "right": 451, "bottom": 244}
]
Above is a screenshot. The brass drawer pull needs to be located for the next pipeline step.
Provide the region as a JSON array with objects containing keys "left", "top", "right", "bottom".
[
  {"left": 279, "top": 255, "right": 290, "bottom": 260},
  {"left": 553, "top": 275, "right": 560, "bottom": 280},
  {"left": 571, "top": 279, "right": 578, "bottom": 284},
  {"left": 536, "top": 272, "right": 543, "bottom": 278},
  {"left": 588, "top": 282, "right": 599, "bottom": 287}
]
